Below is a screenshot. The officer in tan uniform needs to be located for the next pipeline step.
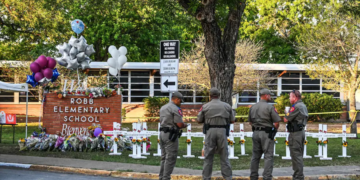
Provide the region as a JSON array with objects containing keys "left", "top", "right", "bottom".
[
  {"left": 159, "top": 92, "right": 188, "bottom": 180},
  {"left": 197, "top": 87, "right": 235, "bottom": 180},
  {"left": 248, "top": 89, "right": 281, "bottom": 180},
  {"left": 284, "top": 90, "right": 308, "bottom": 180}
]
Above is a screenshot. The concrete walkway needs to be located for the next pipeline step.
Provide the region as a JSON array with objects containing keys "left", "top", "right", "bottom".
[{"left": 1, "top": 154, "right": 360, "bottom": 177}]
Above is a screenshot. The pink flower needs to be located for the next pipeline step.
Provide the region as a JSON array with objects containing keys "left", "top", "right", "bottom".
[{"left": 89, "top": 93, "right": 93, "bottom": 98}]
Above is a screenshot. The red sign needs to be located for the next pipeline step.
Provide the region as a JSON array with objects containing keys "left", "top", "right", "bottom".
[{"left": 6, "top": 114, "right": 16, "bottom": 124}]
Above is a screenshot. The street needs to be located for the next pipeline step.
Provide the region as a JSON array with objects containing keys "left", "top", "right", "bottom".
[{"left": 0, "top": 167, "right": 146, "bottom": 180}]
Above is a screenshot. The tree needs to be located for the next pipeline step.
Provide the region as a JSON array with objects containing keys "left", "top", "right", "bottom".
[
  {"left": 298, "top": 1, "right": 360, "bottom": 136},
  {"left": 179, "top": 36, "right": 271, "bottom": 96},
  {"left": 173, "top": 0, "right": 247, "bottom": 105}
]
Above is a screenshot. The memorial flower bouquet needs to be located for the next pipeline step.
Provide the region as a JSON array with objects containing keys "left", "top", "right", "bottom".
[
  {"left": 285, "top": 140, "right": 289, "bottom": 146},
  {"left": 239, "top": 139, "right": 245, "bottom": 144},
  {"left": 343, "top": 141, "right": 348, "bottom": 147},
  {"left": 136, "top": 139, "right": 142, "bottom": 145},
  {"left": 186, "top": 139, "right": 192, "bottom": 144},
  {"left": 316, "top": 140, "right": 322, "bottom": 146},
  {"left": 323, "top": 139, "right": 328, "bottom": 146},
  {"left": 304, "top": 140, "right": 308, "bottom": 145},
  {"left": 18, "top": 138, "right": 26, "bottom": 150},
  {"left": 132, "top": 138, "right": 136, "bottom": 145}
]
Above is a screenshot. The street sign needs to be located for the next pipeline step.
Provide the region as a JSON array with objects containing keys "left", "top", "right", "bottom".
[
  {"left": 160, "top": 40, "right": 180, "bottom": 59},
  {"left": 161, "top": 76, "right": 178, "bottom": 92},
  {"left": 160, "top": 59, "right": 179, "bottom": 75}
]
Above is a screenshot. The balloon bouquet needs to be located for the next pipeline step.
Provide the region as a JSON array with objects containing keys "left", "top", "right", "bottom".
[
  {"left": 26, "top": 55, "right": 60, "bottom": 87},
  {"left": 107, "top": 45, "right": 128, "bottom": 95},
  {"left": 54, "top": 19, "right": 95, "bottom": 94}
]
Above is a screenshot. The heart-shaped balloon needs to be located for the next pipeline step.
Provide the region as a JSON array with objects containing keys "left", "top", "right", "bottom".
[
  {"left": 119, "top": 46, "right": 127, "bottom": 55},
  {"left": 109, "top": 67, "right": 118, "bottom": 76},
  {"left": 107, "top": 58, "right": 117, "bottom": 69},
  {"left": 108, "top": 46, "right": 119, "bottom": 58},
  {"left": 117, "top": 55, "right": 127, "bottom": 69}
]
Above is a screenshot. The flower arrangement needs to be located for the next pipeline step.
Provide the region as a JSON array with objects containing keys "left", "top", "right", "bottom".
[
  {"left": 239, "top": 139, "right": 245, "bottom": 144},
  {"left": 227, "top": 138, "right": 235, "bottom": 147},
  {"left": 132, "top": 139, "right": 136, "bottom": 144},
  {"left": 316, "top": 140, "right": 322, "bottom": 146},
  {"left": 323, "top": 139, "right": 328, "bottom": 146},
  {"left": 19, "top": 138, "right": 26, "bottom": 143},
  {"left": 136, "top": 139, "right": 142, "bottom": 145},
  {"left": 115, "top": 85, "right": 123, "bottom": 93},
  {"left": 186, "top": 139, "right": 192, "bottom": 144},
  {"left": 304, "top": 140, "right": 308, "bottom": 145},
  {"left": 285, "top": 140, "right": 289, "bottom": 146},
  {"left": 157, "top": 139, "right": 160, "bottom": 143},
  {"left": 343, "top": 141, "right": 348, "bottom": 147},
  {"left": 143, "top": 137, "right": 147, "bottom": 142},
  {"left": 274, "top": 139, "right": 278, "bottom": 144},
  {"left": 114, "top": 137, "right": 119, "bottom": 142}
]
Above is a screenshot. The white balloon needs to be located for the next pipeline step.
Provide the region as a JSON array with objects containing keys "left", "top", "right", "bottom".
[
  {"left": 85, "top": 44, "right": 95, "bottom": 56},
  {"left": 119, "top": 46, "right": 127, "bottom": 55},
  {"left": 117, "top": 55, "right": 127, "bottom": 70},
  {"left": 69, "top": 36, "right": 79, "bottom": 46},
  {"left": 108, "top": 46, "right": 119, "bottom": 58},
  {"left": 107, "top": 58, "right": 117, "bottom": 68},
  {"left": 70, "top": 46, "right": 78, "bottom": 59},
  {"left": 109, "top": 67, "right": 118, "bottom": 76}
]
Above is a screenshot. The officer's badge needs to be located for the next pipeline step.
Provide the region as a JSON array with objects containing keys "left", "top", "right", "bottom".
[
  {"left": 290, "top": 107, "right": 295, "bottom": 112},
  {"left": 178, "top": 109, "right": 183, "bottom": 117},
  {"left": 199, "top": 107, "right": 203, "bottom": 112}
]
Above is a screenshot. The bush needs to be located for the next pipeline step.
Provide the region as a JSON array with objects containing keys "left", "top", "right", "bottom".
[
  {"left": 143, "top": 96, "right": 169, "bottom": 122},
  {"left": 122, "top": 108, "right": 126, "bottom": 118},
  {"left": 274, "top": 93, "right": 343, "bottom": 121},
  {"left": 235, "top": 106, "right": 250, "bottom": 122}
]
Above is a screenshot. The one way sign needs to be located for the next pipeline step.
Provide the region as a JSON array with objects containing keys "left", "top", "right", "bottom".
[{"left": 161, "top": 76, "right": 178, "bottom": 92}]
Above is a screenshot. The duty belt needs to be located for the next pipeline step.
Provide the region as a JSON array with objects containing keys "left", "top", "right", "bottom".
[
  {"left": 160, "top": 127, "right": 170, "bottom": 133},
  {"left": 252, "top": 126, "right": 272, "bottom": 132},
  {"left": 208, "top": 125, "right": 227, "bottom": 128}
]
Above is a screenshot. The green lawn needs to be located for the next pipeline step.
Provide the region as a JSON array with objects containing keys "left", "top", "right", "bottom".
[{"left": 0, "top": 124, "right": 359, "bottom": 170}]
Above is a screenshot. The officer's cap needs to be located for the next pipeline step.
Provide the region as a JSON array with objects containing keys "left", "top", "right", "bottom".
[
  {"left": 172, "top": 92, "right": 184, "bottom": 102},
  {"left": 209, "top": 87, "right": 220, "bottom": 96},
  {"left": 260, "top": 88, "right": 274, "bottom": 96}
]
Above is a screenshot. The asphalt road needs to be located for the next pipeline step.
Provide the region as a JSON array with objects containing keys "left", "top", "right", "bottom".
[{"left": 0, "top": 167, "right": 146, "bottom": 180}]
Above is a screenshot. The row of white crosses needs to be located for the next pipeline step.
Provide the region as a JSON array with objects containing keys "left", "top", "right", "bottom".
[{"left": 105, "top": 122, "right": 355, "bottom": 160}]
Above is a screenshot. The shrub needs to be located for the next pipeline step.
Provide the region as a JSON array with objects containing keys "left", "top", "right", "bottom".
[
  {"left": 143, "top": 96, "right": 169, "bottom": 122},
  {"left": 122, "top": 108, "right": 126, "bottom": 118},
  {"left": 274, "top": 93, "right": 343, "bottom": 121},
  {"left": 235, "top": 106, "right": 250, "bottom": 122}
]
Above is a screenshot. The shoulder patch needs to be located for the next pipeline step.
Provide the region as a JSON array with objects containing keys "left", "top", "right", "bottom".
[
  {"left": 178, "top": 109, "right": 183, "bottom": 117},
  {"left": 290, "top": 107, "right": 295, "bottom": 112}
]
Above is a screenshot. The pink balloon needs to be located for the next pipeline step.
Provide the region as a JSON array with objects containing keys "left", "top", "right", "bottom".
[
  {"left": 43, "top": 68, "right": 53, "bottom": 79},
  {"left": 47, "top": 57, "right": 57, "bottom": 69},
  {"left": 30, "top": 62, "right": 41, "bottom": 73},
  {"left": 36, "top": 55, "right": 48, "bottom": 68},
  {"left": 34, "top": 72, "right": 44, "bottom": 82}
]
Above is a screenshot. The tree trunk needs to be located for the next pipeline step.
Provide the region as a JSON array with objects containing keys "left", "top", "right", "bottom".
[{"left": 349, "top": 88, "right": 358, "bottom": 138}]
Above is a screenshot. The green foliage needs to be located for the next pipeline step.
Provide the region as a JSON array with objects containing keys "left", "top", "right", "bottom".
[
  {"left": 143, "top": 96, "right": 169, "bottom": 121},
  {"left": 275, "top": 93, "right": 343, "bottom": 121},
  {"left": 235, "top": 106, "right": 250, "bottom": 122},
  {"left": 122, "top": 108, "right": 126, "bottom": 118}
]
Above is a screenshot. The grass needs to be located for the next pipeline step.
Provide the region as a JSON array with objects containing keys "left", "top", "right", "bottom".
[{"left": 1, "top": 124, "right": 360, "bottom": 171}]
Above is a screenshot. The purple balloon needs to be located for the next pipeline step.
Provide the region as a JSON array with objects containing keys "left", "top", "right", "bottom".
[
  {"left": 36, "top": 55, "right": 48, "bottom": 68},
  {"left": 94, "top": 128, "right": 102, "bottom": 137},
  {"left": 30, "top": 62, "right": 41, "bottom": 73},
  {"left": 34, "top": 72, "right": 44, "bottom": 82},
  {"left": 47, "top": 57, "right": 57, "bottom": 69},
  {"left": 43, "top": 68, "right": 53, "bottom": 79}
]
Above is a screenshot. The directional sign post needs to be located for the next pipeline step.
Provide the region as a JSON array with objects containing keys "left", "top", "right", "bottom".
[
  {"left": 160, "top": 40, "right": 180, "bottom": 96},
  {"left": 161, "top": 76, "right": 178, "bottom": 92}
]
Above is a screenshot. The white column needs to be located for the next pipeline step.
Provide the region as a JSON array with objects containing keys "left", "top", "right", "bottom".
[
  {"left": 129, "top": 123, "right": 137, "bottom": 157},
  {"left": 303, "top": 126, "right": 312, "bottom": 158},
  {"left": 314, "top": 124, "right": 323, "bottom": 157},
  {"left": 228, "top": 124, "right": 239, "bottom": 159},
  {"left": 273, "top": 138, "right": 279, "bottom": 157},
  {"left": 282, "top": 127, "right": 291, "bottom": 160},
  {"left": 183, "top": 124, "right": 195, "bottom": 158},
  {"left": 141, "top": 122, "right": 150, "bottom": 155},
  {"left": 133, "top": 123, "right": 146, "bottom": 159},
  {"left": 339, "top": 124, "right": 351, "bottom": 158},
  {"left": 239, "top": 123, "right": 248, "bottom": 156},
  {"left": 199, "top": 135, "right": 205, "bottom": 159},
  {"left": 154, "top": 123, "right": 162, "bottom": 157},
  {"left": 320, "top": 124, "right": 332, "bottom": 160}
]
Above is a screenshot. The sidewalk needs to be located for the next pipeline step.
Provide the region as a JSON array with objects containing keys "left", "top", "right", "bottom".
[{"left": 1, "top": 154, "right": 360, "bottom": 179}]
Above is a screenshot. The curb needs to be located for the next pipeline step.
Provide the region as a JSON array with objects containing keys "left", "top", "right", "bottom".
[{"left": 0, "top": 162, "right": 359, "bottom": 180}]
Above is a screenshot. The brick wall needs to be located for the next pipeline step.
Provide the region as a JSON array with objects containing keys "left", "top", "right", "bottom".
[{"left": 43, "top": 93, "right": 122, "bottom": 135}]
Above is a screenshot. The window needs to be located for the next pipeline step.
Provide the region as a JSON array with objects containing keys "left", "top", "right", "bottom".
[
  {"left": 20, "top": 90, "right": 40, "bottom": 102},
  {"left": 239, "top": 91, "right": 257, "bottom": 103}
]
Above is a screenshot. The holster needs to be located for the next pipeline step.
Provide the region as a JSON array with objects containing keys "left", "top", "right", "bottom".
[
  {"left": 225, "top": 124, "right": 230, "bottom": 137},
  {"left": 169, "top": 127, "right": 178, "bottom": 142},
  {"left": 203, "top": 124, "right": 210, "bottom": 134},
  {"left": 286, "top": 122, "right": 304, "bottom": 132},
  {"left": 267, "top": 128, "right": 277, "bottom": 140},
  {"left": 177, "top": 129, "right": 183, "bottom": 138}
]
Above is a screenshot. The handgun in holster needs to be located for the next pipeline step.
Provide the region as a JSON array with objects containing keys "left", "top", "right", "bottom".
[
  {"left": 203, "top": 124, "right": 210, "bottom": 134},
  {"left": 169, "top": 127, "right": 179, "bottom": 142},
  {"left": 225, "top": 124, "right": 230, "bottom": 137},
  {"left": 267, "top": 127, "right": 277, "bottom": 140},
  {"left": 177, "top": 129, "right": 183, "bottom": 138}
]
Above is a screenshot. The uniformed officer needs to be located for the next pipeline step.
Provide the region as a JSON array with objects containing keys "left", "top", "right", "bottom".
[
  {"left": 248, "top": 89, "right": 281, "bottom": 180},
  {"left": 284, "top": 90, "right": 308, "bottom": 180},
  {"left": 197, "top": 87, "right": 235, "bottom": 180},
  {"left": 159, "top": 92, "right": 188, "bottom": 180}
]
